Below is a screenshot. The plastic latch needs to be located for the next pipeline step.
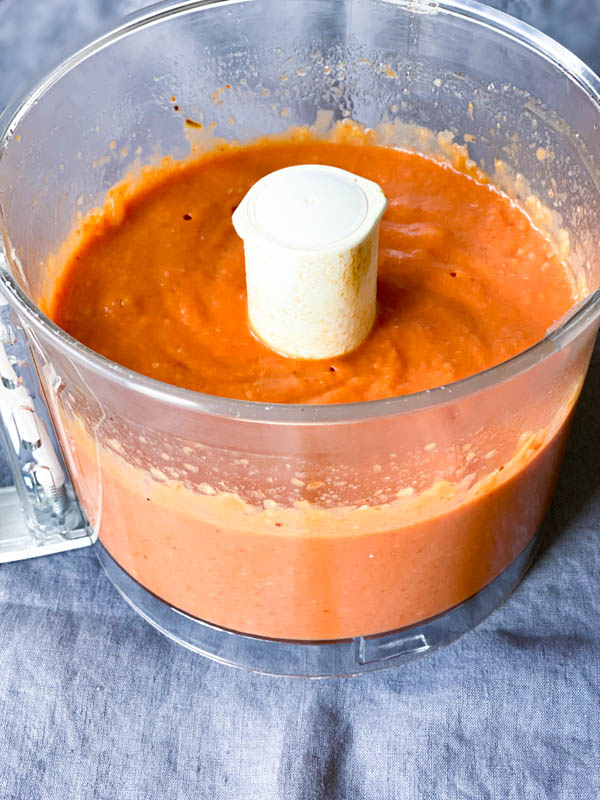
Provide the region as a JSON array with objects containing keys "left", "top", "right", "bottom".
[
  {"left": 0, "top": 486, "right": 91, "bottom": 562},
  {"left": 354, "top": 632, "right": 430, "bottom": 665}
]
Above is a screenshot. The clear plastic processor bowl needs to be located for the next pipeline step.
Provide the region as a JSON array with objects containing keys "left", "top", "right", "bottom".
[{"left": 0, "top": 0, "right": 599, "bottom": 676}]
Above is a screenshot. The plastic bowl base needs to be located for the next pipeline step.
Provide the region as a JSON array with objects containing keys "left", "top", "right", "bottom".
[{"left": 95, "top": 531, "right": 542, "bottom": 678}]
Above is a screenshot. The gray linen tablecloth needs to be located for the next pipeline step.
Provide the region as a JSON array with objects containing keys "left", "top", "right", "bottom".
[{"left": 0, "top": 1, "right": 599, "bottom": 797}]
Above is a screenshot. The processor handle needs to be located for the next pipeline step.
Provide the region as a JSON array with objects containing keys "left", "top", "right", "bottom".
[{"left": 0, "top": 281, "right": 93, "bottom": 562}]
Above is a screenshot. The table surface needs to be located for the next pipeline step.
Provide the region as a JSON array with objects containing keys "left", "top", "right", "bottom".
[{"left": 0, "top": 1, "right": 599, "bottom": 797}]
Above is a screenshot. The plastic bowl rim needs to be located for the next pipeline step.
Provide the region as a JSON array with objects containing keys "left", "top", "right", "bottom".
[{"left": 0, "top": 0, "right": 599, "bottom": 424}]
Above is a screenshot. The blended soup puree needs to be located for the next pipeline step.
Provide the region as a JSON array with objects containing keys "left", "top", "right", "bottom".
[{"left": 48, "top": 128, "right": 578, "bottom": 640}]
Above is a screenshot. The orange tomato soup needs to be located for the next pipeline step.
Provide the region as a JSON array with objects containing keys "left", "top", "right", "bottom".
[
  {"left": 51, "top": 137, "right": 573, "bottom": 403},
  {"left": 49, "top": 133, "right": 577, "bottom": 639}
]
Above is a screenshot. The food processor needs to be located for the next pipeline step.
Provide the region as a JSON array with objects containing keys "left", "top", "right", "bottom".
[{"left": 0, "top": 0, "right": 599, "bottom": 677}]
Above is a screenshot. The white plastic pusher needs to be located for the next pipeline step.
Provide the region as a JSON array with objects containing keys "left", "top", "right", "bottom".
[{"left": 232, "top": 165, "right": 387, "bottom": 360}]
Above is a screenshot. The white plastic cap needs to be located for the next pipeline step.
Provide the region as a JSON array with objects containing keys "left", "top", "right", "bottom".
[{"left": 232, "top": 165, "right": 387, "bottom": 360}]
